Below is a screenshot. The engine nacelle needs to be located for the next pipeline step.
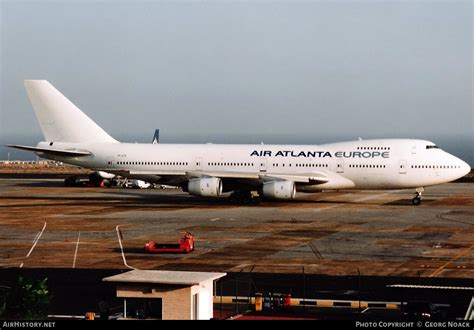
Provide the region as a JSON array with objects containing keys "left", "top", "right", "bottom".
[
  {"left": 97, "top": 171, "right": 116, "bottom": 179},
  {"left": 188, "top": 178, "right": 223, "bottom": 197},
  {"left": 262, "top": 181, "right": 296, "bottom": 199}
]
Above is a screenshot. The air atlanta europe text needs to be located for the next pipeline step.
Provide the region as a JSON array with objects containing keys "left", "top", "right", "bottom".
[{"left": 250, "top": 150, "right": 390, "bottom": 158}]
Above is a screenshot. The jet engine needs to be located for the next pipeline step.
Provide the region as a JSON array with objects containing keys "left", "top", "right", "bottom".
[
  {"left": 88, "top": 171, "right": 116, "bottom": 187},
  {"left": 262, "top": 181, "right": 296, "bottom": 199},
  {"left": 187, "top": 177, "right": 223, "bottom": 197},
  {"left": 96, "top": 171, "right": 115, "bottom": 179}
]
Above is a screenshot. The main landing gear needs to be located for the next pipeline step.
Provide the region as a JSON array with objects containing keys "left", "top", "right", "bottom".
[
  {"left": 412, "top": 187, "right": 424, "bottom": 206},
  {"left": 229, "top": 190, "right": 261, "bottom": 205}
]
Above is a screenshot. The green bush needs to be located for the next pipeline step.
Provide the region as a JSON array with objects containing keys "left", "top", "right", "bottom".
[{"left": 0, "top": 276, "right": 52, "bottom": 319}]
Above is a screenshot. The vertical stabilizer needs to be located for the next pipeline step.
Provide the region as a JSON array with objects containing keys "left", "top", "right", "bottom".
[
  {"left": 152, "top": 129, "right": 160, "bottom": 144},
  {"left": 24, "top": 80, "right": 118, "bottom": 143}
]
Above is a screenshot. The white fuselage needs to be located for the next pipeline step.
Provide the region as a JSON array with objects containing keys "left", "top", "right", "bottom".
[
  {"left": 15, "top": 80, "right": 470, "bottom": 201},
  {"left": 37, "top": 138, "right": 470, "bottom": 192}
]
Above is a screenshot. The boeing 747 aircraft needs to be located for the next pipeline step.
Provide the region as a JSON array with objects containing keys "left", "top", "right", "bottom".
[{"left": 8, "top": 80, "right": 471, "bottom": 205}]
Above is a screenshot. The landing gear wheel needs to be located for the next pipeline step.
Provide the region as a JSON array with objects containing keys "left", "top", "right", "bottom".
[
  {"left": 412, "top": 187, "right": 424, "bottom": 206},
  {"left": 229, "top": 191, "right": 240, "bottom": 203},
  {"left": 229, "top": 191, "right": 261, "bottom": 205},
  {"left": 252, "top": 196, "right": 261, "bottom": 204},
  {"left": 242, "top": 196, "right": 253, "bottom": 204},
  {"left": 412, "top": 196, "right": 422, "bottom": 206}
]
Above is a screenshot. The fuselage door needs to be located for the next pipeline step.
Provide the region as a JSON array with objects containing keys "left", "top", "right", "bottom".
[
  {"left": 195, "top": 157, "right": 203, "bottom": 171},
  {"left": 399, "top": 160, "right": 407, "bottom": 174},
  {"left": 259, "top": 157, "right": 267, "bottom": 173},
  {"left": 336, "top": 159, "right": 344, "bottom": 173},
  {"left": 106, "top": 156, "right": 115, "bottom": 169}
]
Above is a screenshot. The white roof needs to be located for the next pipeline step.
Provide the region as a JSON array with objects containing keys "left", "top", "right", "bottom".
[
  {"left": 103, "top": 270, "right": 226, "bottom": 286},
  {"left": 387, "top": 284, "right": 474, "bottom": 290}
]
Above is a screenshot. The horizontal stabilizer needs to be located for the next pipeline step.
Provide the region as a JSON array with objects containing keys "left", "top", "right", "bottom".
[{"left": 6, "top": 144, "right": 92, "bottom": 157}]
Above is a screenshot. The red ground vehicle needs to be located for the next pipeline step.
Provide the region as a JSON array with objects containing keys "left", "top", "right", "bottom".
[{"left": 144, "top": 232, "right": 195, "bottom": 253}]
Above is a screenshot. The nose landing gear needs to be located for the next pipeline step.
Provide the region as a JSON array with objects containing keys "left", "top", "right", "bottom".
[{"left": 412, "top": 187, "right": 424, "bottom": 205}]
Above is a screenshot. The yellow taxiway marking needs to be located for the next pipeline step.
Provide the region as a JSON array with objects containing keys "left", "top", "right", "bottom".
[{"left": 429, "top": 244, "right": 474, "bottom": 277}]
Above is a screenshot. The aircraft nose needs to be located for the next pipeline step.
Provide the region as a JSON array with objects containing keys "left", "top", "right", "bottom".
[{"left": 459, "top": 159, "right": 471, "bottom": 177}]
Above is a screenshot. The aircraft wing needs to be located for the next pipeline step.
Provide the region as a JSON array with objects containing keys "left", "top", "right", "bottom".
[
  {"left": 258, "top": 173, "right": 329, "bottom": 184},
  {"left": 104, "top": 169, "right": 331, "bottom": 187},
  {"left": 6, "top": 144, "right": 92, "bottom": 157},
  {"left": 186, "top": 170, "right": 329, "bottom": 185}
]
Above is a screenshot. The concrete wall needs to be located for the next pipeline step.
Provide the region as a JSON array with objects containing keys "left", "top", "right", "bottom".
[
  {"left": 191, "top": 280, "right": 214, "bottom": 320},
  {"left": 116, "top": 284, "right": 192, "bottom": 320}
]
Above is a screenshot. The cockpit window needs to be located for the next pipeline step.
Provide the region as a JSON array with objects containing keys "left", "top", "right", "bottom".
[{"left": 426, "top": 145, "right": 439, "bottom": 149}]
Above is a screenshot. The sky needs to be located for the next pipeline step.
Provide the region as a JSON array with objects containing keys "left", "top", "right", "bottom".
[{"left": 0, "top": 1, "right": 472, "bottom": 159}]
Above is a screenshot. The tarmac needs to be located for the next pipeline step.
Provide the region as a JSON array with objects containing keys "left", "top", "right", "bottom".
[{"left": 0, "top": 177, "right": 472, "bottom": 278}]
